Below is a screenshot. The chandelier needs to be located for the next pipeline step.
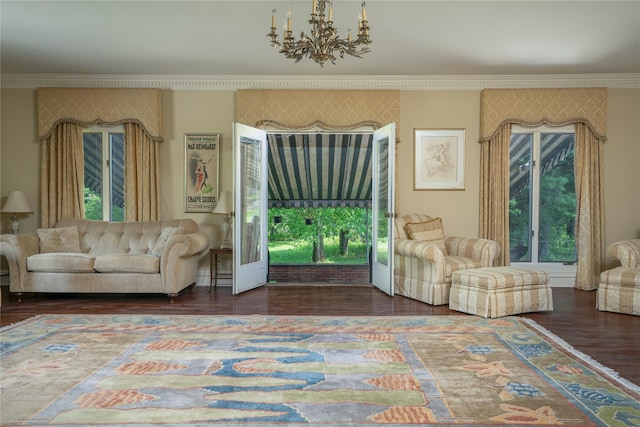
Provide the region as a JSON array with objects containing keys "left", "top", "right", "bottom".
[{"left": 267, "top": 0, "right": 371, "bottom": 67}]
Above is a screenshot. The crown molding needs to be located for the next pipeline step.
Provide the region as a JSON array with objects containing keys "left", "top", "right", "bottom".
[{"left": 2, "top": 73, "right": 639, "bottom": 90}]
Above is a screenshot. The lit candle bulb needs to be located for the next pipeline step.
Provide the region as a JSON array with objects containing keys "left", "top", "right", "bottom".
[
  {"left": 361, "top": 1, "right": 367, "bottom": 21},
  {"left": 287, "top": 10, "right": 291, "bottom": 31},
  {"left": 272, "top": 9, "right": 276, "bottom": 28},
  {"left": 328, "top": 3, "right": 333, "bottom": 22},
  {"left": 312, "top": 0, "right": 317, "bottom": 14}
]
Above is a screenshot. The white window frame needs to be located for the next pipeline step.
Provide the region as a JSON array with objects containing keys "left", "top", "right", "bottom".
[
  {"left": 510, "top": 124, "right": 576, "bottom": 286},
  {"left": 83, "top": 125, "right": 125, "bottom": 221}
]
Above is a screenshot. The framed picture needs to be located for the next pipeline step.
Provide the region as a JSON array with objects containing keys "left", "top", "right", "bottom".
[
  {"left": 414, "top": 128, "right": 465, "bottom": 190},
  {"left": 184, "top": 133, "right": 220, "bottom": 212}
]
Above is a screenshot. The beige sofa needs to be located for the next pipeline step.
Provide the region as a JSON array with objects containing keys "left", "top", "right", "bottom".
[
  {"left": 0, "top": 218, "right": 209, "bottom": 302},
  {"left": 597, "top": 239, "right": 640, "bottom": 315},
  {"left": 394, "top": 214, "right": 501, "bottom": 305}
]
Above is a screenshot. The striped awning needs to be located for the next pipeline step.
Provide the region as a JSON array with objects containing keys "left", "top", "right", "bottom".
[
  {"left": 267, "top": 133, "right": 373, "bottom": 208},
  {"left": 510, "top": 133, "right": 576, "bottom": 196}
]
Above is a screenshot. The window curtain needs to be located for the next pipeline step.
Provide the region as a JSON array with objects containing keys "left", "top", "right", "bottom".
[
  {"left": 478, "top": 88, "right": 607, "bottom": 290},
  {"left": 479, "top": 123, "right": 511, "bottom": 267},
  {"left": 124, "top": 123, "right": 160, "bottom": 221},
  {"left": 40, "top": 123, "right": 84, "bottom": 228},
  {"left": 236, "top": 89, "right": 400, "bottom": 132},
  {"left": 574, "top": 122, "right": 606, "bottom": 290},
  {"left": 37, "top": 88, "right": 163, "bottom": 225}
]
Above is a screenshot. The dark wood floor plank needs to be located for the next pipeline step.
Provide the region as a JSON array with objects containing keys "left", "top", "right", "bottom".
[{"left": 1, "top": 285, "right": 638, "bottom": 385}]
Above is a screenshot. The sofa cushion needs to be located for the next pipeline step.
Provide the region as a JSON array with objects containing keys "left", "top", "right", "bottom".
[
  {"left": 405, "top": 218, "right": 448, "bottom": 255},
  {"left": 151, "top": 227, "right": 184, "bottom": 256},
  {"left": 27, "top": 253, "right": 95, "bottom": 272},
  {"left": 94, "top": 254, "right": 160, "bottom": 274},
  {"left": 37, "top": 226, "right": 81, "bottom": 253}
]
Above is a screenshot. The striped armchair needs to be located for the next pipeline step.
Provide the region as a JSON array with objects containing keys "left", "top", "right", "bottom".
[
  {"left": 393, "top": 214, "right": 501, "bottom": 305},
  {"left": 597, "top": 239, "right": 640, "bottom": 315}
]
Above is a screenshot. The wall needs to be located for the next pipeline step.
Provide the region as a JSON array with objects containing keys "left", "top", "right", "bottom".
[
  {"left": 2, "top": 87, "right": 639, "bottom": 282},
  {"left": 397, "top": 91, "right": 482, "bottom": 238},
  {"left": 603, "top": 89, "right": 640, "bottom": 267}
]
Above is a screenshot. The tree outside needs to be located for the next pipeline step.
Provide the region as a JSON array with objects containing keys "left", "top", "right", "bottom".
[
  {"left": 84, "top": 187, "right": 124, "bottom": 222},
  {"left": 509, "top": 149, "right": 576, "bottom": 263},
  {"left": 268, "top": 207, "right": 370, "bottom": 264}
]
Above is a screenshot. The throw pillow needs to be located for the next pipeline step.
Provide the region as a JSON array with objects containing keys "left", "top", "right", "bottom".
[
  {"left": 37, "top": 226, "right": 82, "bottom": 253},
  {"left": 404, "top": 218, "right": 448, "bottom": 255},
  {"left": 151, "top": 227, "right": 184, "bottom": 256}
]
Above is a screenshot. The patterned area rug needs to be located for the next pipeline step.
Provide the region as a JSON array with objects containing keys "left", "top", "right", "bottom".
[{"left": 1, "top": 315, "right": 639, "bottom": 426}]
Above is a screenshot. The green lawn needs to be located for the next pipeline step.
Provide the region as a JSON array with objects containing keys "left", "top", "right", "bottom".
[{"left": 268, "top": 238, "right": 369, "bottom": 264}]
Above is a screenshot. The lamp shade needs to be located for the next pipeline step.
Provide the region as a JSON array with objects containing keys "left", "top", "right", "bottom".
[
  {"left": 212, "top": 190, "right": 231, "bottom": 214},
  {"left": 2, "top": 191, "right": 33, "bottom": 214}
]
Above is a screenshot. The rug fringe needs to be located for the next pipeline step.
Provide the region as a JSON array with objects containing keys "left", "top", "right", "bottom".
[
  {"left": 0, "top": 314, "right": 43, "bottom": 332},
  {"left": 521, "top": 317, "right": 640, "bottom": 394}
]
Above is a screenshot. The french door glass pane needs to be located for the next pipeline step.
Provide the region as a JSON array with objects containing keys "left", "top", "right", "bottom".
[
  {"left": 509, "top": 134, "right": 532, "bottom": 262},
  {"left": 538, "top": 133, "right": 576, "bottom": 262},
  {"left": 375, "top": 136, "right": 389, "bottom": 265},
  {"left": 240, "top": 136, "right": 263, "bottom": 266}
]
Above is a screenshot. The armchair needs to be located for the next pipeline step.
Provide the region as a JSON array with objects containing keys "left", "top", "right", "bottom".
[
  {"left": 597, "top": 239, "right": 640, "bottom": 315},
  {"left": 605, "top": 239, "right": 640, "bottom": 268},
  {"left": 393, "top": 214, "right": 501, "bottom": 305}
]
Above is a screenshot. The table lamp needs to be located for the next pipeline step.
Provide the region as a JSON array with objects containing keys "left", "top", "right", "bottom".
[
  {"left": 2, "top": 191, "right": 33, "bottom": 234},
  {"left": 212, "top": 190, "right": 232, "bottom": 249}
]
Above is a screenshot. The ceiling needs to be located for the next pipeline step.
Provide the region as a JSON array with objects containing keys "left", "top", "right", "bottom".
[{"left": 1, "top": 0, "right": 639, "bottom": 86}]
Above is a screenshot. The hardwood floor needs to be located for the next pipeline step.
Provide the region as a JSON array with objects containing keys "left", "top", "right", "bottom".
[{"left": 1, "top": 284, "right": 638, "bottom": 386}]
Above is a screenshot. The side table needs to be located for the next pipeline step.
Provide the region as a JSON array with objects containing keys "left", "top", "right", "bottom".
[{"left": 209, "top": 247, "right": 232, "bottom": 289}]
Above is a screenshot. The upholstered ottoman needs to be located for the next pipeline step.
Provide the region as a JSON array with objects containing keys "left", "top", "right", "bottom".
[
  {"left": 597, "top": 267, "right": 640, "bottom": 315},
  {"left": 449, "top": 267, "right": 553, "bottom": 318}
]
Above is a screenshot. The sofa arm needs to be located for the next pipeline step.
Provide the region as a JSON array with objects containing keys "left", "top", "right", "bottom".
[
  {"left": 162, "top": 232, "right": 209, "bottom": 259},
  {"left": 160, "top": 232, "right": 209, "bottom": 292},
  {"left": 1, "top": 233, "right": 40, "bottom": 291},
  {"left": 607, "top": 239, "right": 640, "bottom": 268},
  {"left": 445, "top": 236, "right": 501, "bottom": 267},
  {"left": 394, "top": 238, "right": 446, "bottom": 263}
]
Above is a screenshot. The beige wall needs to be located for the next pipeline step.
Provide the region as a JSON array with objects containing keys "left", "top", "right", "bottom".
[
  {"left": 397, "top": 91, "right": 482, "bottom": 238},
  {"left": 602, "top": 89, "right": 640, "bottom": 266},
  {"left": 2, "top": 87, "right": 639, "bottom": 274}
]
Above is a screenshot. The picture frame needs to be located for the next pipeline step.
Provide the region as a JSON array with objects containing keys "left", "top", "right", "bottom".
[
  {"left": 184, "top": 133, "right": 220, "bottom": 212},
  {"left": 413, "top": 128, "right": 465, "bottom": 190}
]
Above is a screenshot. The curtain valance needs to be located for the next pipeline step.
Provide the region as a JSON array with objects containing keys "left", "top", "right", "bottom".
[
  {"left": 37, "top": 88, "right": 163, "bottom": 142},
  {"left": 236, "top": 89, "right": 400, "bottom": 132},
  {"left": 479, "top": 88, "right": 607, "bottom": 142}
]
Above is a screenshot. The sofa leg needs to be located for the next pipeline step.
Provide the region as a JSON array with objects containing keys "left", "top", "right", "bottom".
[
  {"left": 13, "top": 292, "right": 23, "bottom": 303},
  {"left": 168, "top": 293, "right": 178, "bottom": 303}
]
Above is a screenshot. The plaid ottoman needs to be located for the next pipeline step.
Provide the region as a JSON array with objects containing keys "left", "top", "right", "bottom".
[{"left": 449, "top": 267, "right": 553, "bottom": 318}]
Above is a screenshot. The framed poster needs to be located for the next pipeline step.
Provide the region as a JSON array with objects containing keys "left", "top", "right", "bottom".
[
  {"left": 414, "top": 128, "right": 465, "bottom": 190},
  {"left": 184, "top": 133, "right": 220, "bottom": 212}
]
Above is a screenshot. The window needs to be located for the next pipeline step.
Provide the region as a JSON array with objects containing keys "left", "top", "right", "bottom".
[
  {"left": 83, "top": 126, "right": 125, "bottom": 221},
  {"left": 509, "top": 125, "right": 576, "bottom": 267}
]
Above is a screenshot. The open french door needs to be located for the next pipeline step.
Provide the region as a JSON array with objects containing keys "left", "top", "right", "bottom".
[
  {"left": 371, "top": 123, "right": 396, "bottom": 296},
  {"left": 232, "top": 123, "right": 268, "bottom": 294}
]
